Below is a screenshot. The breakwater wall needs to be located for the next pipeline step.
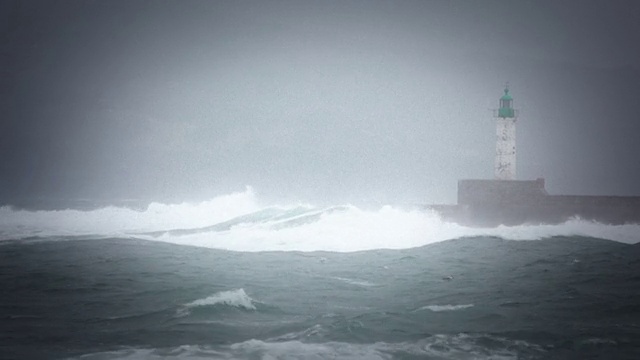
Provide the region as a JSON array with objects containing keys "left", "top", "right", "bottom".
[{"left": 427, "top": 178, "right": 640, "bottom": 227}]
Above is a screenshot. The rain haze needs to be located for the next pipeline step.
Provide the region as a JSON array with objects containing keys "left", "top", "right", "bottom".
[
  {"left": 2, "top": 0, "right": 640, "bottom": 207},
  {"left": 4, "top": 3, "right": 640, "bottom": 359}
]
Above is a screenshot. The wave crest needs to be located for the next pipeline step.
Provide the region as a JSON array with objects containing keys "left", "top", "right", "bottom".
[
  {"left": 0, "top": 188, "right": 259, "bottom": 240},
  {"left": 416, "top": 304, "right": 474, "bottom": 312},
  {"left": 2, "top": 188, "right": 640, "bottom": 251},
  {"left": 68, "top": 333, "right": 545, "bottom": 359},
  {"left": 177, "top": 289, "right": 257, "bottom": 317}
]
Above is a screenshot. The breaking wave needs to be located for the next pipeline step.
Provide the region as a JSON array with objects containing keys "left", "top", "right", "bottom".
[
  {"left": 177, "top": 289, "right": 257, "bottom": 316},
  {"left": 1, "top": 188, "right": 639, "bottom": 251},
  {"left": 416, "top": 304, "right": 474, "bottom": 312},
  {"left": 68, "top": 333, "right": 545, "bottom": 359},
  {"left": 0, "top": 187, "right": 260, "bottom": 239}
]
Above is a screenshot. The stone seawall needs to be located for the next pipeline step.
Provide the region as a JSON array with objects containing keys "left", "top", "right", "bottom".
[{"left": 426, "top": 178, "right": 640, "bottom": 227}]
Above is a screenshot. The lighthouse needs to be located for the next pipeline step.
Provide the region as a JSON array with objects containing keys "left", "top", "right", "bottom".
[
  {"left": 494, "top": 86, "right": 517, "bottom": 180},
  {"left": 431, "top": 83, "right": 640, "bottom": 227}
]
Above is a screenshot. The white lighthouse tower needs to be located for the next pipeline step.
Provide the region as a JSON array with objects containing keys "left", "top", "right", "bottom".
[{"left": 494, "top": 86, "right": 517, "bottom": 180}]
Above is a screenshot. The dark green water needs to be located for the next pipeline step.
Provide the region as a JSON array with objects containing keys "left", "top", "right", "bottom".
[{"left": 2, "top": 236, "right": 639, "bottom": 359}]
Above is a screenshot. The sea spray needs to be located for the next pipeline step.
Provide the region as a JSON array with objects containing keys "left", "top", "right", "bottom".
[
  {"left": 1, "top": 188, "right": 639, "bottom": 249},
  {"left": 138, "top": 205, "right": 640, "bottom": 252},
  {"left": 176, "top": 289, "right": 257, "bottom": 317},
  {"left": 0, "top": 187, "right": 259, "bottom": 239}
]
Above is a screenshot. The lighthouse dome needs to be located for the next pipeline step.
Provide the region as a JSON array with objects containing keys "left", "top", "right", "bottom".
[
  {"left": 500, "top": 88, "right": 513, "bottom": 101},
  {"left": 498, "top": 86, "right": 515, "bottom": 118}
]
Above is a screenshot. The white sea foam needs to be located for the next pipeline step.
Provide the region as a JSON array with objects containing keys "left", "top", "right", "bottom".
[
  {"left": 416, "top": 304, "right": 474, "bottom": 312},
  {"left": 332, "top": 277, "right": 377, "bottom": 287},
  {"left": 2, "top": 188, "right": 640, "bottom": 250},
  {"left": 68, "top": 333, "right": 544, "bottom": 359},
  {"left": 0, "top": 187, "right": 259, "bottom": 240},
  {"left": 138, "top": 205, "right": 640, "bottom": 251},
  {"left": 184, "top": 288, "right": 256, "bottom": 309},
  {"left": 268, "top": 324, "right": 326, "bottom": 341},
  {"left": 177, "top": 289, "right": 257, "bottom": 316},
  {"left": 581, "top": 338, "right": 617, "bottom": 345}
]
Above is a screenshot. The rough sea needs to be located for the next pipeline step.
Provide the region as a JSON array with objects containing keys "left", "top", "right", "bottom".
[{"left": 1, "top": 188, "right": 639, "bottom": 360}]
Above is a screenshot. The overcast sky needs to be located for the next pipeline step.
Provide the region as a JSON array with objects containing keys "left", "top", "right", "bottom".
[{"left": 2, "top": 0, "right": 640, "bottom": 206}]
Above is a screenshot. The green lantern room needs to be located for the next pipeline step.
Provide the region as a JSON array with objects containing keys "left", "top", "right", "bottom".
[{"left": 498, "top": 87, "right": 515, "bottom": 118}]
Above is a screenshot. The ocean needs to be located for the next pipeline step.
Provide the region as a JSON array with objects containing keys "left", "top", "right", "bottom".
[{"left": 1, "top": 188, "right": 639, "bottom": 359}]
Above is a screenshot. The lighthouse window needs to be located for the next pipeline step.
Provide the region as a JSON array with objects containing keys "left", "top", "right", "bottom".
[{"left": 501, "top": 99, "right": 512, "bottom": 108}]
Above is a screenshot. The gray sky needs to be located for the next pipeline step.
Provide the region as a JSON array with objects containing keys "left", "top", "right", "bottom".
[{"left": 2, "top": 0, "right": 640, "bottom": 206}]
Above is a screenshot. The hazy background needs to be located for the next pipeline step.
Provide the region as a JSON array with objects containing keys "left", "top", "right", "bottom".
[{"left": 2, "top": 0, "right": 640, "bottom": 206}]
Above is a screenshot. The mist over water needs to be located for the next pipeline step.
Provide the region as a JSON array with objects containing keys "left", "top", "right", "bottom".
[
  {"left": 3, "top": 2, "right": 640, "bottom": 358},
  {"left": 3, "top": 0, "right": 640, "bottom": 204}
]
